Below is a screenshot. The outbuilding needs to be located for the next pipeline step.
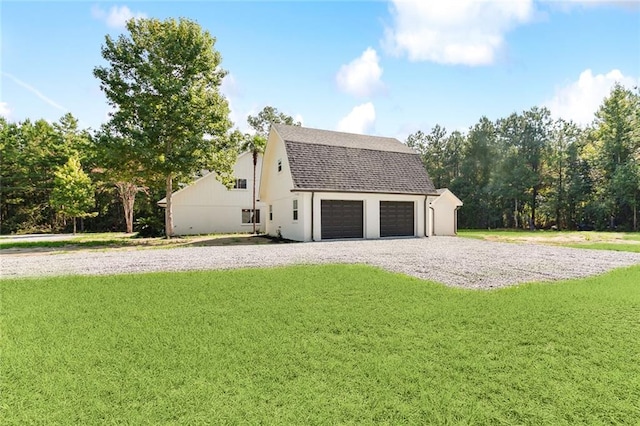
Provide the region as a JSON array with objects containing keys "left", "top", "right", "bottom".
[
  {"left": 259, "top": 124, "right": 440, "bottom": 241},
  {"left": 428, "top": 188, "right": 463, "bottom": 236}
]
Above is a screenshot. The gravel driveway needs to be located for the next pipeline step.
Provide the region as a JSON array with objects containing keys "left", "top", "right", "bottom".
[{"left": 3, "top": 237, "right": 640, "bottom": 289}]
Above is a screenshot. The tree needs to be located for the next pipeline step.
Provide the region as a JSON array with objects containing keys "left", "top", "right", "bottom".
[
  {"left": 240, "top": 133, "right": 267, "bottom": 234},
  {"left": 451, "top": 117, "right": 498, "bottom": 228},
  {"left": 94, "top": 18, "right": 233, "bottom": 237},
  {"left": 0, "top": 114, "right": 91, "bottom": 234},
  {"left": 247, "top": 106, "right": 300, "bottom": 138},
  {"left": 50, "top": 157, "right": 96, "bottom": 234},
  {"left": 93, "top": 127, "right": 148, "bottom": 233},
  {"left": 590, "top": 84, "right": 638, "bottom": 229}
]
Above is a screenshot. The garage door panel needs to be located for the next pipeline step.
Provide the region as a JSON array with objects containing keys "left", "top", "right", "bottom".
[
  {"left": 380, "top": 201, "right": 414, "bottom": 237},
  {"left": 321, "top": 200, "right": 363, "bottom": 239}
]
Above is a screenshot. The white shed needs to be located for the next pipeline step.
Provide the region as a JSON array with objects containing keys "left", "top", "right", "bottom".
[{"left": 428, "top": 188, "right": 463, "bottom": 236}]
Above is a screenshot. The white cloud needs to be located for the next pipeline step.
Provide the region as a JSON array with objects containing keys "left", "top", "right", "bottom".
[
  {"left": 336, "top": 48, "right": 384, "bottom": 97},
  {"left": 0, "top": 102, "right": 11, "bottom": 118},
  {"left": 543, "top": 0, "right": 639, "bottom": 11},
  {"left": 91, "top": 5, "right": 147, "bottom": 29},
  {"left": 337, "top": 102, "right": 376, "bottom": 134},
  {"left": 383, "top": 0, "right": 534, "bottom": 65},
  {"left": 2, "top": 72, "right": 67, "bottom": 112},
  {"left": 545, "top": 69, "right": 639, "bottom": 126}
]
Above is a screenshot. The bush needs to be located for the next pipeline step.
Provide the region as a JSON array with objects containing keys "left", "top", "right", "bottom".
[{"left": 134, "top": 217, "right": 164, "bottom": 238}]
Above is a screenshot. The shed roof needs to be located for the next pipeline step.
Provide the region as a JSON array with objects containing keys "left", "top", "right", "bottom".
[{"left": 272, "top": 124, "right": 436, "bottom": 195}]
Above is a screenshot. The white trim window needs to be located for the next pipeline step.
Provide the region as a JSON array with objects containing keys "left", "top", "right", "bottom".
[
  {"left": 233, "top": 178, "right": 247, "bottom": 189},
  {"left": 277, "top": 159, "right": 282, "bottom": 173},
  {"left": 242, "top": 209, "right": 261, "bottom": 225},
  {"left": 292, "top": 199, "right": 298, "bottom": 221},
  {"left": 269, "top": 205, "right": 273, "bottom": 221}
]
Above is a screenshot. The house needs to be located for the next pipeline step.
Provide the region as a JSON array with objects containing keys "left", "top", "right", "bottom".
[
  {"left": 157, "top": 151, "right": 265, "bottom": 235},
  {"left": 428, "top": 188, "right": 463, "bottom": 236},
  {"left": 259, "top": 124, "right": 443, "bottom": 242}
]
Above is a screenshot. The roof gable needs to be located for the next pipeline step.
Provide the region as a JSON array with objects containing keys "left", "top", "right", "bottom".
[
  {"left": 273, "top": 125, "right": 436, "bottom": 195},
  {"left": 432, "top": 188, "right": 463, "bottom": 207}
]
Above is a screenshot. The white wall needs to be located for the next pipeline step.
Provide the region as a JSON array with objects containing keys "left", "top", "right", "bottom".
[
  {"left": 430, "top": 191, "right": 462, "bottom": 236},
  {"left": 432, "top": 202, "right": 457, "bottom": 236},
  {"left": 169, "top": 152, "right": 266, "bottom": 235},
  {"left": 259, "top": 129, "right": 303, "bottom": 240}
]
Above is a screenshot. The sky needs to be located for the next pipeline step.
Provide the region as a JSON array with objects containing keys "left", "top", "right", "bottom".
[{"left": 1, "top": 0, "right": 639, "bottom": 141}]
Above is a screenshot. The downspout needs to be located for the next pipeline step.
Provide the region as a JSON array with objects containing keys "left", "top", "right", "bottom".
[
  {"left": 424, "top": 195, "right": 429, "bottom": 237},
  {"left": 311, "top": 191, "right": 315, "bottom": 241}
]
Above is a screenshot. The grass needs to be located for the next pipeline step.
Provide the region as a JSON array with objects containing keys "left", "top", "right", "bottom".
[
  {"left": 563, "top": 243, "right": 640, "bottom": 253},
  {"left": 458, "top": 229, "right": 640, "bottom": 252},
  {"left": 2, "top": 264, "right": 640, "bottom": 424},
  {"left": 0, "top": 232, "right": 276, "bottom": 251}
]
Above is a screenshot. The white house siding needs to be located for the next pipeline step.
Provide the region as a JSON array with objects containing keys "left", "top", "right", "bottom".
[
  {"left": 260, "top": 129, "right": 304, "bottom": 241},
  {"left": 168, "top": 152, "right": 265, "bottom": 235}
]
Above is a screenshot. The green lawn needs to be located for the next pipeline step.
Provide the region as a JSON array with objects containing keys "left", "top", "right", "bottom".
[
  {"left": 2, "top": 265, "right": 639, "bottom": 424},
  {"left": 458, "top": 229, "right": 640, "bottom": 253}
]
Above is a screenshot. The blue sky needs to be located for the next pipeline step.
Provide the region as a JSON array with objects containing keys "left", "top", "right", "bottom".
[{"left": 1, "top": 1, "right": 639, "bottom": 140}]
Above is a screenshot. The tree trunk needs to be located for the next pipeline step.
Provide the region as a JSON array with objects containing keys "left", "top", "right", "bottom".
[
  {"left": 252, "top": 151, "right": 257, "bottom": 234},
  {"left": 165, "top": 174, "right": 174, "bottom": 238},
  {"left": 556, "top": 163, "right": 563, "bottom": 230},
  {"left": 514, "top": 198, "right": 518, "bottom": 229},
  {"left": 73, "top": 217, "right": 77, "bottom": 235},
  {"left": 116, "top": 182, "right": 137, "bottom": 234},
  {"left": 531, "top": 188, "right": 537, "bottom": 230}
]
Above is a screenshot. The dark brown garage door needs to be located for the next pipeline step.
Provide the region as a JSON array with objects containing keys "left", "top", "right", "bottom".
[
  {"left": 321, "top": 200, "right": 363, "bottom": 239},
  {"left": 380, "top": 201, "right": 414, "bottom": 237}
]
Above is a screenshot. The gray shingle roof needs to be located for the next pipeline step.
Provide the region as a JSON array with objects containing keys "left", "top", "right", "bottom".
[{"left": 273, "top": 124, "right": 436, "bottom": 195}]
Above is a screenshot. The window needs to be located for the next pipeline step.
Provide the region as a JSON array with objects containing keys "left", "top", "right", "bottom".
[
  {"left": 242, "top": 209, "right": 261, "bottom": 225},
  {"left": 292, "top": 199, "right": 298, "bottom": 221},
  {"left": 269, "top": 205, "right": 273, "bottom": 221},
  {"left": 277, "top": 159, "right": 282, "bottom": 173},
  {"left": 233, "top": 178, "right": 247, "bottom": 189}
]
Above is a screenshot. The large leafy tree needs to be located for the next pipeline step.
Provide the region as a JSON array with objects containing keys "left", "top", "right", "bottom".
[
  {"left": 94, "top": 17, "right": 232, "bottom": 237},
  {"left": 50, "top": 157, "right": 96, "bottom": 234}
]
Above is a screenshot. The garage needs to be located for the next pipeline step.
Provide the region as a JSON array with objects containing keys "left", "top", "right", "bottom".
[
  {"left": 380, "top": 201, "right": 414, "bottom": 237},
  {"left": 321, "top": 200, "right": 363, "bottom": 239}
]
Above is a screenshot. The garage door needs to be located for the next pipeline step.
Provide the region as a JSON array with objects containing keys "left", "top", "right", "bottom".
[
  {"left": 321, "top": 200, "right": 363, "bottom": 239},
  {"left": 380, "top": 201, "right": 414, "bottom": 237}
]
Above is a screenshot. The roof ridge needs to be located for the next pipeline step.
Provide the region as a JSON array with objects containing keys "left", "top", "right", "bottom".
[{"left": 273, "top": 123, "right": 400, "bottom": 141}]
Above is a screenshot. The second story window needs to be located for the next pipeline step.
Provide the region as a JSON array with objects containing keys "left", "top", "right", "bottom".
[
  {"left": 233, "top": 178, "right": 247, "bottom": 189},
  {"left": 277, "top": 159, "right": 282, "bottom": 173}
]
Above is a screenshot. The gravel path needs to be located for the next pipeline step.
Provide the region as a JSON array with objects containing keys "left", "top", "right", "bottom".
[{"left": 2, "top": 237, "right": 639, "bottom": 289}]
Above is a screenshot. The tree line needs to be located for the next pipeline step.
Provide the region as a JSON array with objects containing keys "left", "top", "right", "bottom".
[
  {"left": 1, "top": 18, "right": 298, "bottom": 236},
  {"left": 1, "top": 16, "right": 638, "bottom": 235},
  {"left": 407, "top": 84, "right": 639, "bottom": 231}
]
